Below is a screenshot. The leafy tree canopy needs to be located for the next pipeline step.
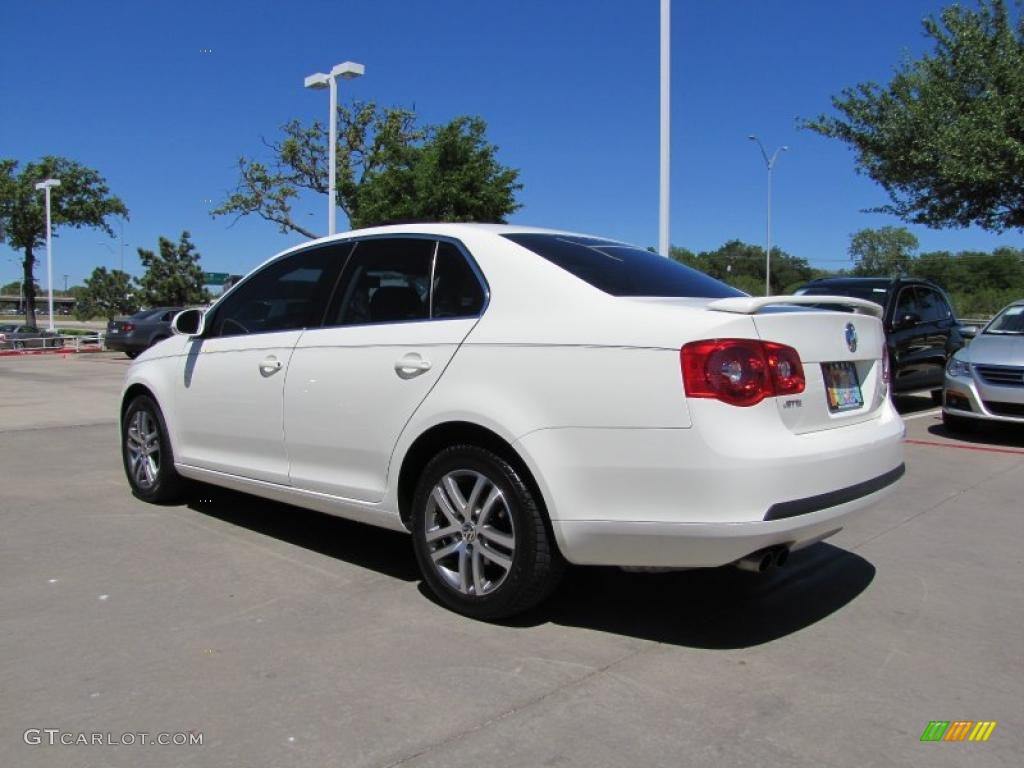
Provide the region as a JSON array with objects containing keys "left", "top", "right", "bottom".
[
  {"left": 671, "top": 240, "right": 817, "bottom": 294},
  {"left": 0, "top": 156, "right": 127, "bottom": 326},
  {"left": 848, "top": 226, "right": 920, "bottom": 276},
  {"left": 213, "top": 102, "right": 521, "bottom": 236},
  {"left": 76, "top": 267, "right": 136, "bottom": 321},
  {"left": 136, "top": 231, "right": 210, "bottom": 307},
  {"left": 805, "top": 0, "right": 1024, "bottom": 232}
]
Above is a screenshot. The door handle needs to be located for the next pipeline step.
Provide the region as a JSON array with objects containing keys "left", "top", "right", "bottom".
[
  {"left": 394, "top": 354, "right": 432, "bottom": 378},
  {"left": 259, "top": 356, "right": 283, "bottom": 377}
]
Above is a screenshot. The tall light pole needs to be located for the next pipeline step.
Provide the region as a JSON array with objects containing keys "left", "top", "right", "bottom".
[
  {"left": 305, "top": 61, "right": 365, "bottom": 236},
  {"left": 659, "top": 0, "right": 670, "bottom": 257},
  {"left": 748, "top": 136, "right": 786, "bottom": 296},
  {"left": 34, "top": 178, "right": 61, "bottom": 331}
]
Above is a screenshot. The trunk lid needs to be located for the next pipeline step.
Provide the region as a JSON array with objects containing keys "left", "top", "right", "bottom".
[{"left": 709, "top": 296, "right": 888, "bottom": 434}]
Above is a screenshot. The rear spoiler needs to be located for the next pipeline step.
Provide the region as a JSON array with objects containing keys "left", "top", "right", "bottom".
[{"left": 707, "top": 295, "right": 883, "bottom": 320}]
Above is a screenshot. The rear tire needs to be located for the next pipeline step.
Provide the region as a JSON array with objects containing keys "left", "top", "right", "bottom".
[
  {"left": 122, "top": 394, "right": 185, "bottom": 503},
  {"left": 411, "top": 445, "right": 564, "bottom": 620},
  {"left": 125, "top": 351, "right": 140, "bottom": 359},
  {"left": 942, "top": 410, "right": 977, "bottom": 434}
]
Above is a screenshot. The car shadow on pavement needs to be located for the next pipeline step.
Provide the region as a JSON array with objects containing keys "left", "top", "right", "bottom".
[
  {"left": 434, "top": 543, "right": 875, "bottom": 649},
  {"left": 185, "top": 483, "right": 874, "bottom": 648},
  {"left": 927, "top": 422, "right": 1024, "bottom": 448},
  {"left": 186, "top": 483, "right": 420, "bottom": 583}
]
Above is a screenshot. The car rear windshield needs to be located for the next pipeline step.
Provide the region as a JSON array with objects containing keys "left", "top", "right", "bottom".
[
  {"left": 503, "top": 234, "right": 744, "bottom": 298},
  {"left": 795, "top": 284, "right": 890, "bottom": 307}
]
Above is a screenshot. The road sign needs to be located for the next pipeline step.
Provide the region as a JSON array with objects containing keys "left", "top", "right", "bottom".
[{"left": 203, "top": 272, "right": 230, "bottom": 285}]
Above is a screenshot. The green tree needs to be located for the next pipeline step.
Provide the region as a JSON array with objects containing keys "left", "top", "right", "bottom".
[
  {"left": 848, "top": 227, "right": 919, "bottom": 276},
  {"left": 135, "top": 231, "right": 209, "bottom": 307},
  {"left": 213, "top": 102, "right": 521, "bottom": 235},
  {"left": 76, "top": 267, "right": 136, "bottom": 321},
  {"left": 805, "top": 0, "right": 1024, "bottom": 232},
  {"left": 0, "top": 157, "right": 128, "bottom": 326}
]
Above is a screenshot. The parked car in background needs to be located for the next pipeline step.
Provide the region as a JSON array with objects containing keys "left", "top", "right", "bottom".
[
  {"left": 795, "top": 277, "right": 964, "bottom": 402},
  {"left": 106, "top": 308, "right": 183, "bottom": 359},
  {"left": 120, "top": 224, "right": 904, "bottom": 619},
  {"left": 0, "top": 324, "right": 62, "bottom": 349},
  {"left": 943, "top": 299, "right": 1024, "bottom": 432}
]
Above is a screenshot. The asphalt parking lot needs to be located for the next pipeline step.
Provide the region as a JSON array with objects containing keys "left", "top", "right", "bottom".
[{"left": 1, "top": 353, "right": 1021, "bottom": 768}]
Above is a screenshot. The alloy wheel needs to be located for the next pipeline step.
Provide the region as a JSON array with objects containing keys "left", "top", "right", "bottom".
[
  {"left": 424, "top": 470, "right": 516, "bottom": 597},
  {"left": 126, "top": 409, "right": 161, "bottom": 490}
]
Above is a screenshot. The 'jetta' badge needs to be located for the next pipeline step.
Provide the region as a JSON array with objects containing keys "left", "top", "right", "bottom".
[{"left": 845, "top": 323, "right": 858, "bottom": 353}]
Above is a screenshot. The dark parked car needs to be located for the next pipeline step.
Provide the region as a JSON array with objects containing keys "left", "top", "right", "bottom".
[
  {"left": 105, "top": 308, "right": 183, "bottom": 359},
  {"left": 0, "top": 324, "right": 62, "bottom": 350},
  {"left": 795, "top": 277, "right": 964, "bottom": 401}
]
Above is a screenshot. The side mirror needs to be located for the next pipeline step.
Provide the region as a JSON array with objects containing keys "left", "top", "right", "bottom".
[
  {"left": 957, "top": 324, "right": 979, "bottom": 340},
  {"left": 172, "top": 308, "right": 205, "bottom": 337}
]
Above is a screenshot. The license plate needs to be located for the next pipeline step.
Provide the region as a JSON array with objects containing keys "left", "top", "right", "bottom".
[
  {"left": 823, "top": 362, "right": 863, "bottom": 412},
  {"left": 109, "top": 329, "right": 119, "bottom": 334}
]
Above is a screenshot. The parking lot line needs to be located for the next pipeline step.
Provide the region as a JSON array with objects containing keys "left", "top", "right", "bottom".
[{"left": 905, "top": 438, "right": 1024, "bottom": 456}]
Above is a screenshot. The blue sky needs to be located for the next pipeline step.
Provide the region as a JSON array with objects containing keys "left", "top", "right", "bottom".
[{"left": 1, "top": 0, "right": 1019, "bottom": 289}]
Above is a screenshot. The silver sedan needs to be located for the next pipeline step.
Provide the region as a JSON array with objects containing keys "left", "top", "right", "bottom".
[{"left": 943, "top": 299, "right": 1024, "bottom": 431}]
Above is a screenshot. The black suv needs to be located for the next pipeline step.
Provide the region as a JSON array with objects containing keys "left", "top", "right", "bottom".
[{"left": 794, "top": 277, "right": 964, "bottom": 400}]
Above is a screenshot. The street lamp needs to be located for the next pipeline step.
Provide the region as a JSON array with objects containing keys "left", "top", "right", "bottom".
[
  {"left": 34, "top": 178, "right": 61, "bottom": 331},
  {"left": 305, "top": 61, "right": 365, "bottom": 236},
  {"left": 748, "top": 136, "right": 787, "bottom": 296}
]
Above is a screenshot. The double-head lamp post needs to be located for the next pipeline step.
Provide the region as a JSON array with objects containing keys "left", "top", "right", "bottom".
[
  {"left": 305, "top": 61, "right": 365, "bottom": 236},
  {"left": 748, "top": 136, "right": 787, "bottom": 297},
  {"left": 34, "top": 178, "right": 61, "bottom": 331}
]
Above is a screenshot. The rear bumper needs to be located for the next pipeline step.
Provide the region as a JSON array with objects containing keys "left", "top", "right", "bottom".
[
  {"left": 104, "top": 336, "right": 146, "bottom": 353},
  {"left": 552, "top": 467, "right": 902, "bottom": 567},
  {"left": 515, "top": 398, "right": 905, "bottom": 568}
]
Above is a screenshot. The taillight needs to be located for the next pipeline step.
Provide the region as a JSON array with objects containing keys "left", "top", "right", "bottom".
[
  {"left": 681, "top": 339, "right": 805, "bottom": 407},
  {"left": 123, "top": 323, "right": 135, "bottom": 332},
  {"left": 881, "top": 344, "right": 891, "bottom": 385}
]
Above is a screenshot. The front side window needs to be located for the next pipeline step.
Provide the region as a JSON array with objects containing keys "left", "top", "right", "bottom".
[
  {"left": 207, "top": 244, "right": 345, "bottom": 338},
  {"left": 503, "top": 233, "right": 743, "bottom": 298}
]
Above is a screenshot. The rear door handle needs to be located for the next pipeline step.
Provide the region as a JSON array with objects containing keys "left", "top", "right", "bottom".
[
  {"left": 259, "top": 356, "right": 283, "bottom": 377},
  {"left": 394, "top": 354, "right": 432, "bottom": 378}
]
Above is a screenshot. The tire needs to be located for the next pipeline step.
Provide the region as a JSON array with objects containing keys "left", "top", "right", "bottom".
[
  {"left": 125, "top": 351, "right": 140, "bottom": 359},
  {"left": 13, "top": 341, "right": 24, "bottom": 350},
  {"left": 411, "top": 445, "right": 564, "bottom": 620},
  {"left": 942, "top": 410, "right": 977, "bottom": 434},
  {"left": 121, "top": 394, "right": 185, "bottom": 503}
]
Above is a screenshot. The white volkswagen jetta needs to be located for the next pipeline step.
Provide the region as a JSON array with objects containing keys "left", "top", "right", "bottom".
[{"left": 121, "top": 224, "right": 904, "bottom": 618}]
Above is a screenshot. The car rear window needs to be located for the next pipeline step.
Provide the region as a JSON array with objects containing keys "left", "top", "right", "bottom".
[{"left": 503, "top": 234, "right": 744, "bottom": 298}]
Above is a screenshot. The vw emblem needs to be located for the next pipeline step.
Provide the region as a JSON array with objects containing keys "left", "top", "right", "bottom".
[{"left": 844, "top": 323, "right": 858, "bottom": 353}]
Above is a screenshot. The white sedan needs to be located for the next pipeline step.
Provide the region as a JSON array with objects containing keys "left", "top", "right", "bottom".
[{"left": 120, "top": 224, "right": 904, "bottom": 619}]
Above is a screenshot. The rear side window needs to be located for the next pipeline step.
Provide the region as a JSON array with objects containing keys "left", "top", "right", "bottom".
[
  {"left": 327, "top": 238, "right": 434, "bottom": 326},
  {"left": 503, "top": 234, "right": 743, "bottom": 298},
  {"left": 432, "top": 241, "right": 485, "bottom": 318}
]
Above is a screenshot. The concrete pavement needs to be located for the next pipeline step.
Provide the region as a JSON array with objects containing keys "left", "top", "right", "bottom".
[{"left": 0, "top": 356, "right": 1020, "bottom": 767}]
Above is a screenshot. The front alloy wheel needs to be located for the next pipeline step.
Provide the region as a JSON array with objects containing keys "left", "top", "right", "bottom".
[
  {"left": 412, "top": 445, "right": 564, "bottom": 620},
  {"left": 121, "top": 394, "right": 184, "bottom": 502}
]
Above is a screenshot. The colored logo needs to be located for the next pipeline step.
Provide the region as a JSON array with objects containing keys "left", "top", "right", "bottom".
[
  {"left": 844, "top": 322, "right": 858, "bottom": 353},
  {"left": 920, "top": 721, "right": 997, "bottom": 742}
]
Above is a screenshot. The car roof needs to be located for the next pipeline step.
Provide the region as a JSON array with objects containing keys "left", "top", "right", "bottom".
[{"left": 802, "top": 276, "right": 944, "bottom": 290}]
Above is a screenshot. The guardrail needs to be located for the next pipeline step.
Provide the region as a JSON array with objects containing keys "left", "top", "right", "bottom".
[{"left": 0, "top": 332, "right": 106, "bottom": 356}]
